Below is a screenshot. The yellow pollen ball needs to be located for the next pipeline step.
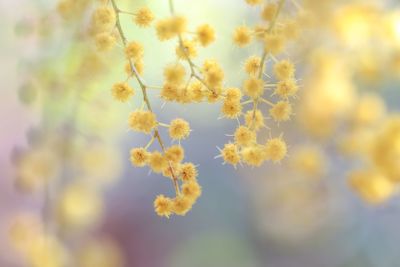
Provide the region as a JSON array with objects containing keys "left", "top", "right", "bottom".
[
  {"left": 275, "top": 79, "right": 298, "bottom": 98},
  {"left": 243, "top": 77, "right": 264, "bottom": 99},
  {"left": 125, "top": 41, "right": 144, "bottom": 60},
  {"left": 269, "top": 101, "right": 292, "bottom": 122},
  {"left": 233, "top": 26, "right": 252, "bottom": 47},
  {"left": 134, "top": 7, "right": 154, "bottom": 27},
  {"left": 111, "top": 82, "right": 134, "bottom": 102},
  {"left": 130, "top": 147, "right": 149, "bottom": 167},
  {"left": 182, "top": 181, "right": 202, "bottom": 201},
  {"left": 274, "top": 60, "right": 295, "bottom": 81},
  {"left": 265, "top": 138, "right": 287, "bottom": 163},
  {"left": 234, "top": 126, "right": 256, "bottom": 147},
  {"left": 244, "top": 109, "right": 265, "bottom": 131},
  {"left": 180, "top": 162, "right": 198, "bottom": 182},
  {"left": 244, "top": 56, "right": 262, "bottom": 76},
  {"left": 241, "top": 145, "right": 266, "bottom": 167},
  {"left": 128, "top": 110, "right": 157, "bottom": 134},
  {"left": 196, "top": 24, "right": 216, "bottom": 47},
  {"left": 154, "top": 195, "right": 173, "bottom": 218},
  {"left": 221, "top": 143, "right": 241, "bottom": 166},
  {"left": 169, "top": 118, "right": 191, "bottom": 140}
]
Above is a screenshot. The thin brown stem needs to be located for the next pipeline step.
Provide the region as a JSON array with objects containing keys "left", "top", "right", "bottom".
[{"left": 111, "top": 0, "right": 180, "bottom": 195}]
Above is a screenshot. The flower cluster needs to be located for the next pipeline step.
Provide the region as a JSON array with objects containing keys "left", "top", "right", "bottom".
[
  {"left": 218, "top": 0, "right": 299, "bottom": 168},
  {"left": 90, "top": 0, "right": 222, "bottom": 217}
]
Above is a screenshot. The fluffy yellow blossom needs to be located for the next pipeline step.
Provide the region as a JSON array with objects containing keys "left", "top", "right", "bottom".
[
  {"left": 128, "top": 110, "right": 157, "bottom": 133},
  {"left": 169, "top": 118, "right": 190, "bottom": 140},
  {"left": 351, "top": 94, "right": 386, "bottom": 126},
  {"left": 180, "top": 162, "right": 198, "bottom": 182},
  {"left": 244, "top": 109, "right": 265, "bottom": 131},
  {"left": 349, "top": 170, "right": 395, "bottom": 204},
  {"left": 187, "top": 81, "right": 205, "bottom": 102},
  {"left": 161, "top": 83, "right": 179, "bottom": 101},
  {"left": 134, "top": 7, "right": 154, "bottom": 27},
  {"left": 234, "top": 126, "right": 256, "bottom": 147},
  {"left": 245, "top": 0, "right": 262, "bottom": 6},
  {"left": 269, "top": 101, "right": 292, "bottom": 122},
  {"left": 130, "top": 147, "right": 149, "bottom": 167},
  {"left": 233, "top": 26, "right": 252, "bottom": 47},
  {"left": 203, "top": 60, "right": 224, "bottom": 88},
  {"left": 125, "top": 41, "right": 144, "bottom": 60},
  {"left": 265, "top": 138, "right": 287, "bottom": 163},
  {"left": 164, "top": 63, "right": 186, "bottom": 84},
  {"left": 165, "top": 145, "right": 185, "bottom": 164},
  {"left": 275, "top": 79, "right": 298, "bottom": 98},
  {"left": 172, "top": 195, "right": 193, "bottom": 216},
  {"left": 95, "top": 32, "right": 115, "bottom": 51},
  {"left": 125, "top": 60, "right": 144, "bottom": 76},
  {"left": 264, "top": 33, "right": 285, "bottom": 55},
  {"left": 176, "top": 39, "right": 197, "bottom": 59},
  {"left": 221, "top": 143, "right": 241, "bottom": 166},
  {"left": 148, "top": 151, "right": 168, "bottom": 173},
  {"left": 92, "top": 6, "right": 115, "bottom": 32},
  {"left": 244, "top": 56, "right": 262, "bottom": 76},
  {"left": 112, "top": 82, "right": 134, "bottom": 102},
  {"left": 182, "top": 181, "right": 202, "bottom": 201},
  {"left": 241, "top": 145, "right": 266, "bottom": 167},
  {"left": 155, "top": 16, "right": 187, "bottom": 41},
  {"left": 225, "top": 87, "right": 242, "bottom": 102},
  {"left": 261, "top": 3, "right": 278, "bottom": 21},
  {"left": 222, "top": 99, "right": 242, "bottom": 119},
  {"left": 154, "top": 195, "right": 173, "bottom": 218},
  {"left": 274, "top": 60, "right": 295, "bottom": 81},
  {"left": 196, "top": 24, "right": 216, "bottom": 47},
  {"left": 243, "top": 77, "right": 264, "bottom": 99}
]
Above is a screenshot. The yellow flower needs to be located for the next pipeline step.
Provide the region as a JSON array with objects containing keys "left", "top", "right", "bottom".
[
  {"left": 269, "top": 101, "right": 292, "bottom": 122},
  {"left": 233, "top": 25, "right": 252, "bottom": 47},
  {"left": 243, "top": 77, "right": 264, "bottom": 99},
  {"left": 261, "top": 3, "right": 278, "bottom": 21},
  {"left": 244, "top": 56, "right": 262, "bottom": 76},
  {"left": 111, "top": 82, "right": 134, "bottom": 102},
  {"left": 182, "top": 181, "right": 202, "bottom": 201},
  {"left": 222, "top": 99, "right": 242, "bottom": 119},
  {"left": 164, "top": 63, "right": 186, "bottom": 84},
  {"left": 264, "top": 33, "right": 285, "bottom": 55},
  {"left": 134, "top": 7, "right": 154, "bottom": 27},
  {"left": 265, "top": 137, "right": 287, "bottom": 163},
  {"left": 148, "top": 151, "right": 168, "bottom": 173},
  {"left": 241, "top": 145, "right": 266, "bottom": 167},
  {"left": 234, "top": 126, "right": 256, "bottom": 147},
  {"left": 196, "top": 24, "right": 216, "bottom": 47},
  {"left": 154, "top": 195, "right": 173, "bottom": 218},
  {"left": 176, "top": 39, "right": 197, "bottom": 59},
  {"left": 245, "top": 0, "right": 262, "bottom": 6},
  {"left": 275, "top": 79, "right": 298, "bottom": 98},
  {"left": 244, "top": 109, "right": 265, "bottom": 131},
  {"left": 128, "top": 110, "right": 157, "bottom": 133},
  {"left": 221, "top": 143, "right": 241, "bottom": 166},
  {"left": 349, "top": 170, "right": 395, "bottom": 204},
  {"left": 172, "top": 195, "right": 193, "bottom": 216},
  {"left": 130, "top": 147, "right": 149, "bottom": 167},
  {"left": 92, "top": 6, "right": 115, "bottom": 32},
  {"left": 169, "top": 118, "right": 190, "bottom": 140},
  {"left": 95, "top": 32, "right": 115, "bottom": 52},
  {"left": 165, "top": 145, "right": 185, "bottom": 164},
  {"left": 225, "top": 87, "right": 242, "bottom": 102},
  {"left": 125, "top": 41, "right": 144, "bottom": 60},
  {"left": 273, "top": 60, "right": 295, "bottom": 81},
  {"left": 180, "top": 162, "right": 198, "bottom": 182}
]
